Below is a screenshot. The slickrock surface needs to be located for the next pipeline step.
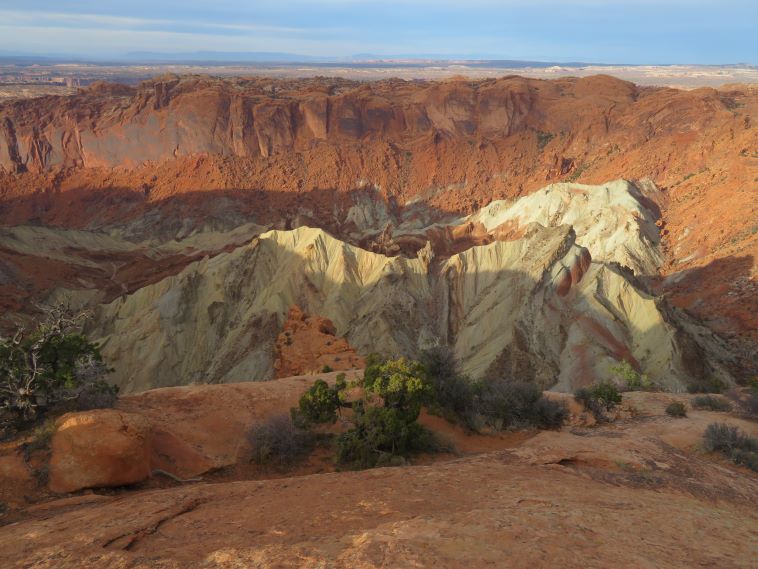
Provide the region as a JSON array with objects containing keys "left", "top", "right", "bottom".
[{"left": 1, "top": 390, "right": 756, "bottom": 569}]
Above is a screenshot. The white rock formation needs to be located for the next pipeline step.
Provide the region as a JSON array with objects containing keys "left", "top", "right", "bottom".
[{"left": 88, "top": 198, "right": 723, "bottom": 393}]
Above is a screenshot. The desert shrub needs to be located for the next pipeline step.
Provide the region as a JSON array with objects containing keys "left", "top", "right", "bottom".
[
  {"left": 704, "top": 423, "right": 758, "bottom": 453},
  {"left": 744, "top": 390, "right": 758, "bottom": 416},
  {"left": 292, "top": 378, "right": 342, "bottom": 427},
  {"left": 477, "top": 380, "right": 540, "bottom": 428},
  {"left": 419, "top": 347, "right": 475, "bottom": 419},
  {"left": 248, "top": 414, "right": 313, "bottom": 468},
  {"left": 703, "top": 423, "right": 758, "bottom": 472},
  {"left": 686, "top": 376, "right": 727, "bottom": 394},
  {"left": 420, "top": 349, "right": 567, "bottom": 430},
  {"left": 0, "top": 306, "right": 116, "bottom": 436},
  {"left": 611, "top": 361, "right": 653, "bottom": 391},
  {"left": 692, "top": 395, "right": 732, "bottom": 412},
  {"left": 321, "top": 364, "right": 333, "bottom": 373},
  {"left": 665, "top": 401, "right": 687, "bottom": 418},
  {"left": 532, "top": 396, "right": 571, "bottom": 428},
  {"left": 470, "top": 380, "right": 568, "bottom": 430},
  {"left": 731, "top": 448, "right": 758, "bottom": 471},
  {"left": 574, "top": 381, "right": 622, "bottom": 421},
  {"left": 70, "top": 379, "right": 119, "bottom": 411}
]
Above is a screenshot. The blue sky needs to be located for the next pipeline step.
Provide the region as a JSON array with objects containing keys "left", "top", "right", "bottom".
[{"left": 0, "top": 1, "right": 755, "bottom": 64}]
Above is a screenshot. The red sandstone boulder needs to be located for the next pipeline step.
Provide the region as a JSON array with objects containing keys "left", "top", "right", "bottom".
[{"left": 48, "top": 410, "right": 152, "bottom": 493}]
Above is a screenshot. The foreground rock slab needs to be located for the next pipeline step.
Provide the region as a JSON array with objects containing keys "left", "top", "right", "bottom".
[{"left": 4, "top": 414, "right": 757, "bottom": 568}]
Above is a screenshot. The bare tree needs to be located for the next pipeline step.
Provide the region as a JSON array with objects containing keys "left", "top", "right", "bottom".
[{"left": 1, "top": 304, "right": 116, "bottom": 435}]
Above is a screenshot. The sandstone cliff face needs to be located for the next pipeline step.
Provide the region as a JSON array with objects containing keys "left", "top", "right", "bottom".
[
  {"left": 0, "top": 76, "right": 540, "bottom": 172},
  {"left": 0, "top": 76, "right": 754, "bottom": 294},
  {"left": 0, "top": 75, "right": 755, "bottom": 386}
]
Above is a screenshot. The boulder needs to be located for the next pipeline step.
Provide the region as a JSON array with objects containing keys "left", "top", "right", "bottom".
[{"left": 48, "top": 410, "right": 152, "bottom": 493}]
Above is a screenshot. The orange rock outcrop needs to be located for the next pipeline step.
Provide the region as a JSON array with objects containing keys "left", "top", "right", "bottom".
[{"left": 273, "top": 306, "right": 364, "bottom": 377}]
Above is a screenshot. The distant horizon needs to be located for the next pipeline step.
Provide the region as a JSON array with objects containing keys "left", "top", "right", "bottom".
[
  {"left": 0, "top": 51, "right": 755, "bottom": 68},
  {"left": 0, "top": 2, "right": 756, "bottom": 66}
]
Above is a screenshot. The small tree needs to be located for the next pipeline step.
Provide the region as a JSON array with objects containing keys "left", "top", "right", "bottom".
[
  {"left": 362, "top": 356, "right": 432, "bottom": 422},
  {"left": 0, "top": 306, "right": 116, "bottom": 435},
  {"left": 293, "top": 356, "right": 437, "bottom": 469},
  {"left": 292, "top": 378, "right": 341, "bottom": 427},
  {"left": 336, "top": 405, "right": 427, "bottom": 467}
]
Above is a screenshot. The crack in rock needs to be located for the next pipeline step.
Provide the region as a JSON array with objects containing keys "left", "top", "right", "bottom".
[{"left": 101, "top": 497, "right": 206, "bottom": 551}]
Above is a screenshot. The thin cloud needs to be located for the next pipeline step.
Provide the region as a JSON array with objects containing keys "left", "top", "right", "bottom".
[{"left": 0, "top": 10, "right": 323, "bottom": 35}]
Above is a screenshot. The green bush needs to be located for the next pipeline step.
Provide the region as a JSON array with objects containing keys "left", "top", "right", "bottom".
[
  {"left": 336, "top": 405, "right": 430, "bottom": 468},
  {"left": 292, "top": 378, "right": 342, "bottom": 427},
  {"left": 611, "top": 361, "right": 653, "bottom": 391},
  {"left": 335, "top": 356, "right": 436, "bottom": 468},
  {"left": 248, "top": 414, "right": 313, "bottom": 468},
  {"left": 703, "top": 423, "right": 758, "bottom": 472},
  {"left": 1, "top": 307, "right": 116, "bottom": 436},
  {"left": 297, "top": 353, "right": 570, "bottom": 470},
  {"left": 362, "top": 356, "right": 432, "bottom": 422},
  {"left": 692, "top": 395, "right": 732, "bottom": 412},
  {"left": 665, "top": 401, "right": 687, "bottom": 418},
  {"left": 574, "top": 381, "right": 622, "bottom": 421}
]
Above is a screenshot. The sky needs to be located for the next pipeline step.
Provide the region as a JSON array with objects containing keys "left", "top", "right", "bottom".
[{"left": 0, "top": 1, "right": 755, "bottom": 64}]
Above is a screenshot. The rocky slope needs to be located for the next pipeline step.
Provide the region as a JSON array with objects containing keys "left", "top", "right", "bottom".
[
  {"left": 0, "top": 75, "right": 755, "bottom": 387},
  {"left": 0, "top": 177, "right": 741, "bottom": 393}
]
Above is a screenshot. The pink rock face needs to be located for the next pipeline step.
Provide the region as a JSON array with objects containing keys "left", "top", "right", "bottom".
[
  {"left": 48, "top": 410, "right": 152, "bottom": 494},
  {"left": 554, "top": 267, "right": 573, "bottom": 297},
  {"left": 554, "top": 246, "right": 592, "bottom": 297}
]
